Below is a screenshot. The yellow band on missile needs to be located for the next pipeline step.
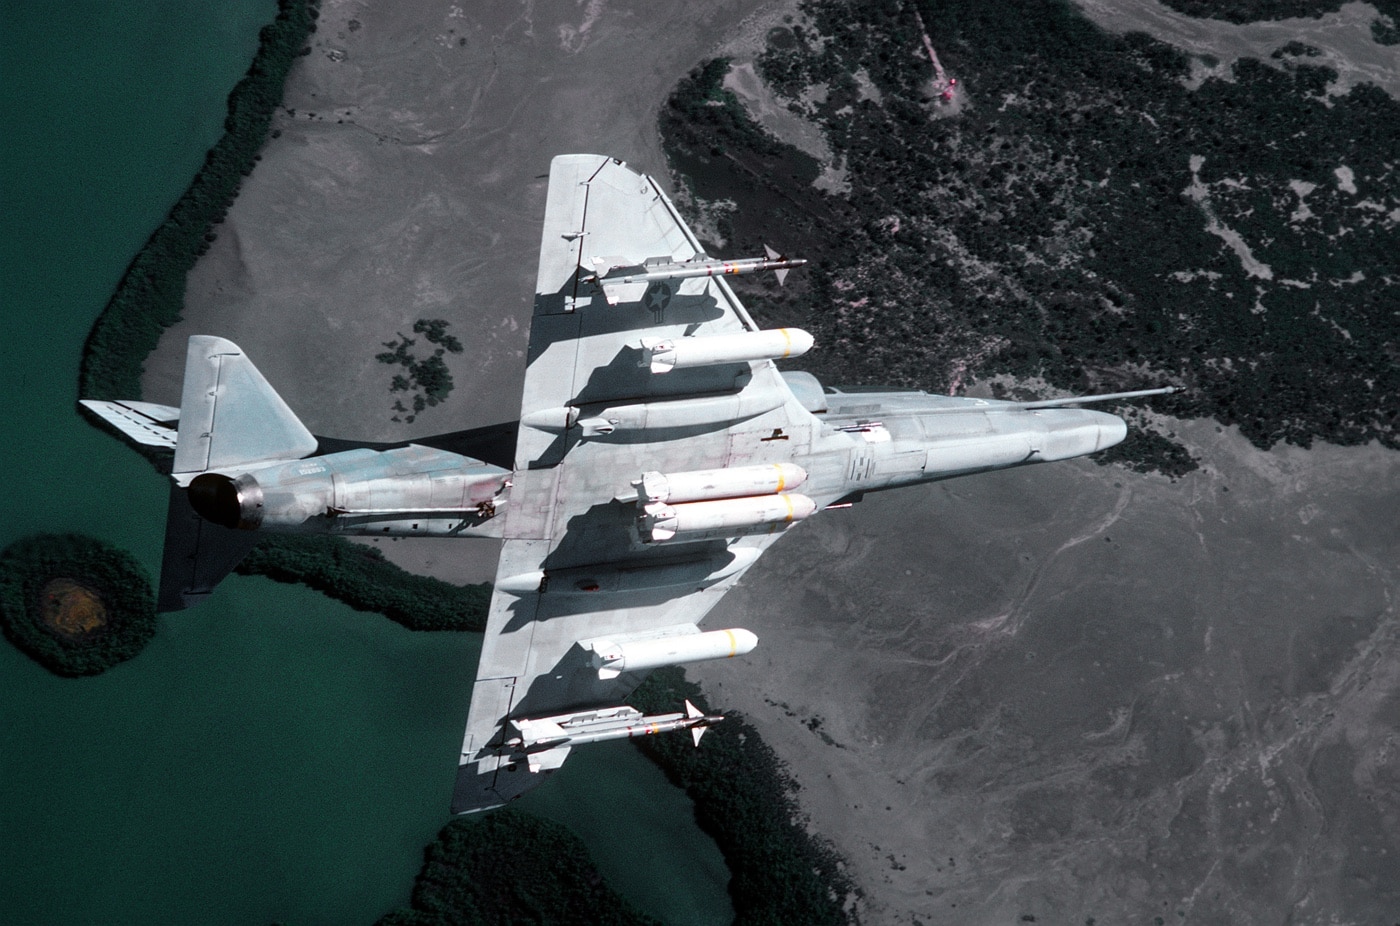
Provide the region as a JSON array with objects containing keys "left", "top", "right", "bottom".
[
  {"left": 725, "top": 629, "right": 737, "bottom": 657},
  {"left": 773, "top": 463, "right": 786, "bottom": 492},
  {"left": 779, "top": 327, "right": 792, "bottom": 358},
  {"left": 782, "top": 493, "right": 795, "bottom": 522}
]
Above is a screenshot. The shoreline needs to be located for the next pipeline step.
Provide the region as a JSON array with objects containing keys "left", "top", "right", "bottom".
[{"left": 80, "top": 0, "right": 319, "bottom": 403}]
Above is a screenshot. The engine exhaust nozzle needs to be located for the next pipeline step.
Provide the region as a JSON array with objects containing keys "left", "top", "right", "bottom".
[{"left": 188, "top": 472, "right": 265, "bottom": 530}]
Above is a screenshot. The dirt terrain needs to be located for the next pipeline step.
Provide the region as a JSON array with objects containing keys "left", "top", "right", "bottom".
[{"left": 691, "top": 414, "right": 1399, "bottom": 923}]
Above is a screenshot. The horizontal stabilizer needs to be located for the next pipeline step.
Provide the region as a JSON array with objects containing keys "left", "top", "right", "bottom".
[{"left": 79, "top": 400, "right": 180, "bottom": 450}]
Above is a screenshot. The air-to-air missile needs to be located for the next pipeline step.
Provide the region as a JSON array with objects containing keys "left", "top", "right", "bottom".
[
  {"left": 507, "top": 701, "right": 726, "bottom": 770},
  {"left": 593, "top": 244, "right": 806, "bottom": 285},
  {"left": 590, "top": 245, "right": 807, "bottom": 304}
]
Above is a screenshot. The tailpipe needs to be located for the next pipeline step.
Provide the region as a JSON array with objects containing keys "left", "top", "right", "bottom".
[{"left": 187, "top": 472, "right": 264, "bottom": 530}]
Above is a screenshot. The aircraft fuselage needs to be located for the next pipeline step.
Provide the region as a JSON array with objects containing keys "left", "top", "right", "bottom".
[{"left": 800, "top": 383, "right": 1127, "bottom": 503}]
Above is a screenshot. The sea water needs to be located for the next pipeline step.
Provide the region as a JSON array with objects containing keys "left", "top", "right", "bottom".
[{"left": 0, "top": 4, "right": 730, "bottom": 923}]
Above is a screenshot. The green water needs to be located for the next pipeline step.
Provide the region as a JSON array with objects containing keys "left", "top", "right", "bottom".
[{"left": 0, "top": 5, "right": 731, "bottom": 924}]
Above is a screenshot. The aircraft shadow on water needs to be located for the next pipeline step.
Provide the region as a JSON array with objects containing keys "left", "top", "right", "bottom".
[{"left": 85, "top": 154, "right": 1172, "bottom": 813}]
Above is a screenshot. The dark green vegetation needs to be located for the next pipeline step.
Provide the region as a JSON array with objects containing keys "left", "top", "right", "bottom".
[
  {"left": 79, "top": 0, "right": 319, "bottom": 401},
  {"left": 377, "top": 669, "right": 858, "bottom": 926},
  {"left": 662, "top": 1, "right": 1399, "bottom": 475},
  {"left": 1157, "top": 0, "right": 1400, "bottom": 26},
  {"left": 236, "top": 534, "right": 489, "bottom": 632},
  {"left": 661, "top": 59, "right": 827, "bottom": 253},
  {"left": 628, "top": 668, "right": 857, "bottom": 925},
  {"left": 377, "top": 810, "right": 661, "bottom": 926},
  {"left": 1374, "top": 12, "right": 1400, "bottom": 45},
  {"left": 378, "top": 319, "right": 466, "bottom": 423},
  {"left": 0, "top": 534, "right": 156, "bottom": 677}
]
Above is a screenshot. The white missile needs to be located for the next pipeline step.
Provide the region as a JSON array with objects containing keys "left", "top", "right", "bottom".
[
  {"left": 581, "top": 625, "right": 759, "bottom": 679},
  {"left": 510, "top": 700, "right": 724, "bottom": 752},
  {"left": 641, "top": 493, "right": 817, "bottom": 543},
  {"left": 523, "top": 390, "right": 787, "bottom": 438},
  {"left": 637, "top": 463, "right": 808, "bottom": 504},
  {"left": 593, "top": 248, "right": 806, "bottom": 287},
  {"left": 640, "top": 328, "right": 814, "bottom": 374}
]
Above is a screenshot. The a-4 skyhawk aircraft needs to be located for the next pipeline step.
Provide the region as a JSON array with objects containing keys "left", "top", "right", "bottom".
[{"left": 84, "top": 154, "right": 1172, "bottom": 814}]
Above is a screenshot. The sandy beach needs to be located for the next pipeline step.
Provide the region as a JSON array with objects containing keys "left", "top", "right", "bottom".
[{"left": 147, "top": 1, "right": 1400, "bottom": 921}]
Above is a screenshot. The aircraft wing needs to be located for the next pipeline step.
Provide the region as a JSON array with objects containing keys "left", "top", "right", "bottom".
[{"left": 452, "top": 155, "right": 820, "bottom": 813}]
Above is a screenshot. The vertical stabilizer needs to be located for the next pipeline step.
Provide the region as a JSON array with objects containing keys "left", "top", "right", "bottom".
[{"left": 172, "top": 336, "right": 317, "bottom": 481}]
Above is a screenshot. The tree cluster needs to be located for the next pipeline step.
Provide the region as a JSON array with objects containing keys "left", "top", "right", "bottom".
[
  {"left": 235, "top": 534, "right": 489, "bottom": 632},
  {"left": 627, "top": 668, "right": 859, "bottom": 925},
  {"left": 377, "top": 810, "right": 660, "bottom": 926},
  {"left": 659, "top": 0, "right": 1399, "bottom": 474},
  {"left": 79, "top": 0, "right": 320, "bottom": 401},
  {"left": 0, "top": 534, "right": 156, "bottom": 677},
  {"left": 377, "top": 319, "right": 465, "bottom": 423}
]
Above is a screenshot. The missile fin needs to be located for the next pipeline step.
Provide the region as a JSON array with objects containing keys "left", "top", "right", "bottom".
[{"left": 527, "top": 745, "right": 571, "bottom": 773}]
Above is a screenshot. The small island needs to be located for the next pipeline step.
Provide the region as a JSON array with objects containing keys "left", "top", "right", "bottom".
[{"left": 0, "top": 533, "right": 157, "bottom": 677}]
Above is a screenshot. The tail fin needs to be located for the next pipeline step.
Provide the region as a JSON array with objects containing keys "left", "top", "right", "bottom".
[
  {"left": 159, "top": 336, "right": 316, "bottom": 611},
  {"left": 172, "top": 336, "right": 317, "bottom": 483},
  {"left": 686, "top": 700, "right": 708, "bottom": 747}
]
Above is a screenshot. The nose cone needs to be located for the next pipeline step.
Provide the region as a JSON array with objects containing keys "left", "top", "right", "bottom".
[{"left": 1038, "top": 409, "right": 1128, "bottom": 462}]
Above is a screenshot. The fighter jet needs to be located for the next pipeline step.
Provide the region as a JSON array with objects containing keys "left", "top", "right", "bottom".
[{"left": 83, "top": 154, "right": 1172, "bottom": 814}]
